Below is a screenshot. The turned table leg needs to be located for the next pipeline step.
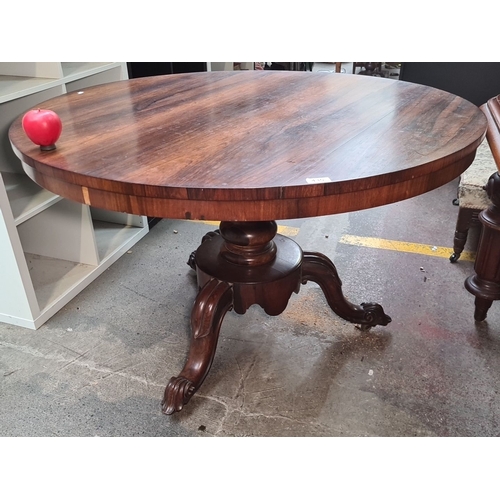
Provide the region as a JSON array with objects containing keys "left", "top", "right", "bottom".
[{"left": 465, "top": 172, "right": 500, "bottom": 321}]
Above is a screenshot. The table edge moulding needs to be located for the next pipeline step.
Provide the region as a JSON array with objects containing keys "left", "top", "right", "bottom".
[
  {"left": 8, "top": 72, "right": 486, "bottom": 222},
  {"left": 0, "top": 62, "right": 149, "bottom": 329}
]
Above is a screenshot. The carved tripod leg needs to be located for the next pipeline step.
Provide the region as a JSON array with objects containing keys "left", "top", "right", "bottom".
[
  {"left": 302, "top": 252, "right": 391, "bottom": 330},
  {"left": 161, "top": 279, "right": 233, "bottom": 414}
]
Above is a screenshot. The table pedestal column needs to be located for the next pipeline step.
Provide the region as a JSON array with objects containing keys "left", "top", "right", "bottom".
[
  {"left": 465, "top": 172, "right": 500, "bottom": 320},
  {"left": 161, "top": 221, "right": 391, "bottom": 415}
]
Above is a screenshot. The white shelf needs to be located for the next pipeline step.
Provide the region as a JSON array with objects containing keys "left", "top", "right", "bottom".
[
  {"left": 0, "top": 62, "right": 126, "bottom": 104},
  {"left": 0, "top": 62, "right": 149, "bottom": 330},
  {"left": 26, "top": 220, "right": 148, "bottom": 319},
  {"left": 26, "top": 253, "right": 97, "bottom": 313},
  {"left": 94, "top": 220, "right": 147, "bottom": 262},
  {"left": 61, "top": 62, "right": 123, "bottom": 83},
  {"left": 2, "top": 172, "right": 61, "bottom": 225},
  {"left": 0, "top": 75, "right": 61, "bottom": 104}
]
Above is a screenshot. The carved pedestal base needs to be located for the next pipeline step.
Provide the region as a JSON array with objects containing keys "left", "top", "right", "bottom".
[
  {"left": 465, "top": 172, "right": 500, "bottom": 321},
  {"left": 162, "top": 221, "right": 391, "bottom": 415}
]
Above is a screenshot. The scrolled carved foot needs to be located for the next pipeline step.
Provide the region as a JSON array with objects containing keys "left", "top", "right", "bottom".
[
  {"left": 162, "top": 376, "right": 196, "bottom": 415},
  {"left": 302, "top": 251, "right": 391, "bottom": 330},
  {"left": 449, "top": 252, "right": 460, "bottom": 263},
  {"left": 357, "top": 302, "right": 392, "bottom": 330}
]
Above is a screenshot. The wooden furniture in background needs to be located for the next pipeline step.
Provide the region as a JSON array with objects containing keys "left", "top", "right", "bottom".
[
  {"left": 352, "top": 62, "right": 383, "bottom": 76},
  {"left": 0, "top": 62, "right": 148, "bottom": 329},
  {"left": 465, "top": 95, "right": 500, "bottom": 320},
  {"left": 9, "top": 71, "right": 486, "bottom": 413},
  {"left": 450, "top": 140, "right": 497, "bottom": 262}
]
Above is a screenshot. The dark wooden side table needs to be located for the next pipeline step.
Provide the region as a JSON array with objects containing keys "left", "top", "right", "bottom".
[
  {"left": 465, "top": 95, "right": 500, "bottom": 320},
  {"left": 9, "top": 71, "right": 486, "bottom": 414}
]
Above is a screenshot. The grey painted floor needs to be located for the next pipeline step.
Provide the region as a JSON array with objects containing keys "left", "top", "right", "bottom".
[{"left": 1, "top": 178, "right": 500, "bottom": 437}]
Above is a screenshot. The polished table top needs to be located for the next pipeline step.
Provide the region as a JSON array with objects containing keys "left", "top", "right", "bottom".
[{"left": 9, "top": 71, "right": 487, "bottom": 221}]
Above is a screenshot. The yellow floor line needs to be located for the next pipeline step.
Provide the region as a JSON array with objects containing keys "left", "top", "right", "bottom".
[
  {"left": 183, "top": 221, "right": 473, "bottom": 262},
  {"left": 339, "top": 234, "right": 476, "bottom": 262},
  {"left": 189, "top": 220, "right": 300, "bottom": 237}
]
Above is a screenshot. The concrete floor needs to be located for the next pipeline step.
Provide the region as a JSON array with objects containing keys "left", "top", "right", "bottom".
[{"left": 1, "top": 176, "right": 500, "bottom": 437}]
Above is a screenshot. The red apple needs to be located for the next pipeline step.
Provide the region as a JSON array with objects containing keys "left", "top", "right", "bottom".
[{"left": 22, "top": 108, "right": 62, "bottom": 150}]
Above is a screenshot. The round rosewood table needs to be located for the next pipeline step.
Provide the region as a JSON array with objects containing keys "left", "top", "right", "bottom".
[{"left": 9, "top": 71, "right": 487, "bottom": 415}]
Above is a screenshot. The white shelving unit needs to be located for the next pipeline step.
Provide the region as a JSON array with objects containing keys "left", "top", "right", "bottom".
[{"left": 0, "top": 62, "right": 149, "bottom": 329}]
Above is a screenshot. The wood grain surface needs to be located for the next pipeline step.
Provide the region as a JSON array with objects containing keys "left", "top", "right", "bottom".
[{"left": 9, "top": 71, "right": 487, "bottom": 221}]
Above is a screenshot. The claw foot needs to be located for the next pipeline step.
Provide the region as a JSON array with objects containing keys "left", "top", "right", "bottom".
[
  {"left": 161, "top": 376, "right": 196, "bottom": 415},
  {"left": 358, "top": 302, "right": 392, "bottom": 330}
]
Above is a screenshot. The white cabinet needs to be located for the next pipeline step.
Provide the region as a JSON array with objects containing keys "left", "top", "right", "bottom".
[{"left": 0, "top": 62, "right": 149, "bottom": 329}]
